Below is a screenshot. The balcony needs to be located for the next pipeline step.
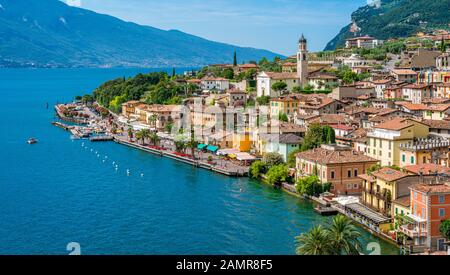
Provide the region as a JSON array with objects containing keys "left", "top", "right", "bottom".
[{"left": 399, "top": 224, "right": 427, "bottom": 238}]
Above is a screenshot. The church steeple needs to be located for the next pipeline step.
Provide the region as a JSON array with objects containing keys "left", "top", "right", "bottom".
[{"left": 297, "top": 34, "right": 308, "bottom": 87}]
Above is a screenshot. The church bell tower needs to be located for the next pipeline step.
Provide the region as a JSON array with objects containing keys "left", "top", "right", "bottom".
[{"left": 297, "top": 34, "right": 308, "bottom": 87}]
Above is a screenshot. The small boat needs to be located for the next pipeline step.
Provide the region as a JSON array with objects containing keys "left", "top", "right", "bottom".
[{"left": 27, "top": 138, "right": 38, "bottom": 144}]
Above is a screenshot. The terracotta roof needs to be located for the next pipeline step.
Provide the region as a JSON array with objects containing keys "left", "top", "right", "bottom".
[
  {"left": 422, "top": 119, "right": 450, "bottom": 130},
  {"left": 422, "top": 98, "right": 450, "bottom": 104},
  {"left": 403, "top": 83, "right": 432, "bottom": 89},
  {"left": 279, "top": 122, "right": 306, "bottom": 133},
  {"left": 404, "top": 164, "right": 450, "bottom": 176},
  {"left": 411, "top": 183, "right": 450, "bottom": 194},
  {"left": 391, "top": 69, "right": 417, "bottom": 75},
  {"left": 359, "top": 174, "right": 376, "bottom": 183},
  {"left": 401, "top": 103, "right": 428, "bottom": 111},
  {"left": 296, "top": 147, "right": 378, "bottom": 165},
  {"left": 372, "top": 79, "right": 394, "bottom": 85},
  {"left": 308, "top": 74, "right": 338, "bottom": 80},
  {"left": 238, "top": 64, "right": 258, "bottom": 68},
  {"left": 332, "top": 124, "right": 354, "bottom": 131},
  {"left": 264, "top": 72, "right": 298, "bottom": 80},
  {"left": 374, "top": 118, "right": 416, "bottom": 131},
  {"left": 393, "top": 196, "right": 411, "bottom": 207},
  {"left": 282, "top": 62, "right": 297, "bottom": 66},
  {"left": 372, "top": 167, "right": 409, "bottom": 182}
]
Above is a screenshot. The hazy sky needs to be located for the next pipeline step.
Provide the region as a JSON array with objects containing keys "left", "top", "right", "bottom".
[{"left": 64, "top": 0, "right": 367, "bottom": 55}]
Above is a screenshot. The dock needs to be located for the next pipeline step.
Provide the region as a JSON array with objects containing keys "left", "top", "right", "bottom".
[
  {"left": 90, "top": 136, "right": 114, "bottom": 142},
  {"left": 314, "top": 206, "right": 338, "bottom": 216}
]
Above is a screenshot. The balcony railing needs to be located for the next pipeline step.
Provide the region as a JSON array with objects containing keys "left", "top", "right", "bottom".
[{"left": 399, "top": 224, "right": 427, "bottom": 238}]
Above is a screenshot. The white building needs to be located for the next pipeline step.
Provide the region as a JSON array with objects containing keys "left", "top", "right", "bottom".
[
  {"left": 401, "top": 84, "right": 433, "bottom": 104},
  {"left": 256, "top": 72, "right": 300, "bottom": 97},
  {"left": 200, "top": 77, "right": 230, "bottom": 92},
  {"left": 372, "top": 79, "right": 394, "bottom": 99},
  {"left": 436, "top": 52, "right": 450, "bottom": 71}
]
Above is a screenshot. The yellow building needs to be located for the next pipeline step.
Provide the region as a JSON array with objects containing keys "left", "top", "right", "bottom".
[
  {"left": 399, "top": 138, "right": 450, "bottom": 168},
  {"left": 422, "top": 104, "right": 450, "bottom": 120},
  {"left": 360, "top": 168, "right": 411, "bottom": 218},
  {"left": 366, "top": 118, "right": 430, "bottom": 167},
  {"left": 233, "top": 132, "right": 252, "bottom": 152},
  {"left": 269, "top": 95, "right": 301, "bottom": 117}
]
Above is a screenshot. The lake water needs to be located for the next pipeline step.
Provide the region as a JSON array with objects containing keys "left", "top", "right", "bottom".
[{"left": 0, "top": 68, "right": 399, "bottom": 255}]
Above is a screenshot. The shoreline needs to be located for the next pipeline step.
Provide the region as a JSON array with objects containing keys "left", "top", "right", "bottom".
[{"left": 53, "top": 110, "right": 400, "bottom": 253}]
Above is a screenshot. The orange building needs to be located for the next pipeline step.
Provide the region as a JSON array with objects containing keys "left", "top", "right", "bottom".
[{"left": 400, "top": 181, "right": 450, "bottom": 252}]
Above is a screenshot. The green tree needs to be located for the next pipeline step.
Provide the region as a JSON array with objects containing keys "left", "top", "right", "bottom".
[
  {"left": 440, "top": 220, "right": 450, "bottom": 240},
  {"left": 256, "top": 96, "right": 271, "bottom": 106},
  {"left": 327, "top": 215, "right": 362, "bottom": 255},
  {"left": 135, "top": 131, "right": 144, "bottom": 145},
  {"left": 301, "top": 124, "right": 333, "bottom": 151},
  {"left": 127, "top": 127, "right": 133, "bottom": 141},
  {"left": 266, "top": 164, "right": 289, "bottom": 186},
  {"left": 278, "top": 112, "right": 289, "bottom": 122},
  {"left": 165, "top": 122, "right": 174, "bottom": 134},
  {"left": 149, "top": 132, "right": 160, "bottom": 146},
  {"left": 287, "top": 149, "right": 301, "bottom": 168},
  {"left": 323, "top": 126, "right": 336, "bottom": 144},
  {"left": 440, "top": 37, "right": 448, "bottom": 53},
  {"left": 296, "top": 175, "right": 322, "bottom": 196},
  {"left": 249, "top": 161, "right": 267, "bottom": 179},
  {"left": 295, "top": 226, "right": 333, "bottom": 255},
  {"left": 295, "top": 215, "right": 362, "bottom": 255},
  {"left": 262, "top": 152, "right": 284, "bottom": 169},
  {"left": 233, "top": 51, "right": 238, "bottom": 66},
  {"left": 271, "top": 81, "right": 287, "bottom": 92}
]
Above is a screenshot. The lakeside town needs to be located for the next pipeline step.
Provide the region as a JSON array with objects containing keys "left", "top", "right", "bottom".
[{"left": 54, "top": 31, "right": 450, "bottom": 255}]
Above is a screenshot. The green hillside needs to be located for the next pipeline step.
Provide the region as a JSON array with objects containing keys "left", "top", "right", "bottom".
[{"left": 325, "top": 0, "right": 450, "bottom": 50}]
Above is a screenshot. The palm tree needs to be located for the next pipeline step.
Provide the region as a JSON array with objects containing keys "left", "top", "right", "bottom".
[
  {"left": 295, "top": 226, "right": 333, "bottom": 255},
  {"left": 141, "top": 129, "right": 151, "bottom": 145},
  {"left": 149, "top": 132, "right": 160, "bottom": 146},
  {"left": 127, "top": 127, "right": 133, "bottom": 141},
  {"left": 149, "top": 114, "right": 158, "bottom": 130},
  {"left": 327, "top": 215, "right": 362, "bottom": 255},
  {"left": 186, "top": 138, "right": 199, "bottom": 159},
  {"left": 135, "top": 131, "right": 144, "bottom": 145}
]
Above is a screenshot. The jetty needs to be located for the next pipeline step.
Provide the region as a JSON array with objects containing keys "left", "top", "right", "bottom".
[{"left": 90, "top": 135, "right": 114, "bottom": 142}]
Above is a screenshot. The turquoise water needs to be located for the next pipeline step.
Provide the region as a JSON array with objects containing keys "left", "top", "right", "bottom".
[{"left": 0, "top": 68, "right": 399, "bottom": 255}]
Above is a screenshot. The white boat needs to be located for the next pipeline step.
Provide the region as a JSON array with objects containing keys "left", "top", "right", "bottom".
[{"left": 27, "top": 138, "right": 38, "bottom": 144}]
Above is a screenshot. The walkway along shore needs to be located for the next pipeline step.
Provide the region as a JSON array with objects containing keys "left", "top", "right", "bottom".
[{"left": 114, "top": 138, "right": 248, "bottom": 177}]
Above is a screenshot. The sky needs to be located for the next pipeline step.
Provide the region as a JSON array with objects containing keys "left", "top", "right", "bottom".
[{"left": 64, "top": 0, "right": 368, "bottom": 55}]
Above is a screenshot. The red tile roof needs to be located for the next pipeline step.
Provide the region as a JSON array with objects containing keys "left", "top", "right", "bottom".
[
  {"left": 404, "top": 164, "right": 450, "bottom": 176},
  {"left": 372, "top": 167, "right": 409, "bottom": 182}
]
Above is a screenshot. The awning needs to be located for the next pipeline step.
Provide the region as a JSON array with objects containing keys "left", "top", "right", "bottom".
[
  {"left": 207, "top": 145, "right": 219, "bottom": 152},
  {"left": 216, "top": 148, "right": 240, "bottom": 156},
  {"left": 236, "top": 152, "right": 257, "bottom": 161},
  {"left": 197, "top": 144, "right": 207, "bottom": 150}
]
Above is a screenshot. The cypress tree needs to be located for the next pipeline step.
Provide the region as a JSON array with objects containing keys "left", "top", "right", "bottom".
[{"left": 233, "top": 51, "right": 237, "bottom": 66}]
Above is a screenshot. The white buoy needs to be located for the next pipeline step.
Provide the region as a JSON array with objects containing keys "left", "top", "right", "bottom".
[{"left": 141, "top": 173, "right": 144, "bottom": 177}]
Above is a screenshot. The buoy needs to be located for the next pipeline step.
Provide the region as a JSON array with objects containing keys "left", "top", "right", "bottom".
[{"left": 141, "top": 173, "right": 144, "bottom": 177}]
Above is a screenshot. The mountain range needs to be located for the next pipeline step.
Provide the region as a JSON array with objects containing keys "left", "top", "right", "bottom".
[
  {"left": 325, "top": 0, "right": 450, "bottom": 51},
  {"left": 0, "top": 0, "right": 281, "bottom": 68}
]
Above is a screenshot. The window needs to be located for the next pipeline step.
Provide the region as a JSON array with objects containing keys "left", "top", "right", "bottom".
[
  {"left": 331, "top": 171, "right": 335, "bottom": 179},
  {"left": 439, "top": 208, "right": 445, "bottom": 217},
  {"left": 439, "top": 195, "right": 445, "bottom": 204},
  {"left": 414, "top": 192, "right": 418, "bottom": 199},
  {"left": 354, "top": 169, "right": 358, "bottom": 177},
  {"left": 347, "top": 170, "right": 352, "bottom": 178},
  {"left": 411, "top": 156, "right": 415, "bottom": 164}
]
